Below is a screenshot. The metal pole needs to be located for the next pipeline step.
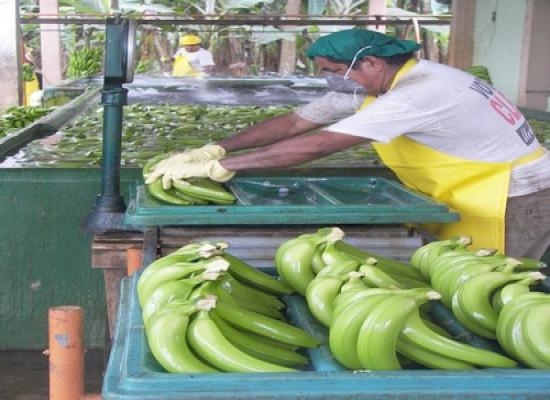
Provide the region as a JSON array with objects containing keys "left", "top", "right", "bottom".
[
  {"left": 81, "top": 16, "right": 130, "bottom": 234},
  {"left": 100, "top": 84, "right": 126, "bottom": 210}
]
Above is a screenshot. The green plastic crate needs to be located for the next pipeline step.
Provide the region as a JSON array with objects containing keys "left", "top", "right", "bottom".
[{"left": 124, "top": 176, "right": 460, "bottom": 226}]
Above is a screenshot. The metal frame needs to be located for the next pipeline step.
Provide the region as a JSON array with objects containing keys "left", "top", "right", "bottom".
[{"left": 20, "top": 13, "right": 451, "bottom": 26}]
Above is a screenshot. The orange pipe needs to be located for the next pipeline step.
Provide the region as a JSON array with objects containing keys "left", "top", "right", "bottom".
[
  {"left": 126, "top": 248, "right": 143, "bottom": 276},
  {"left": 49, "top": 306, "right": 84, "bottom": 400}
]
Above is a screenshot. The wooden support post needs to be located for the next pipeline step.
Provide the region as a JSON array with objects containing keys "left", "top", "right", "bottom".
[
  {"left": 0, "top": 0, "right": 22, "bottom": 110},
  {"left": 368, "top": 0, "right": 387, "bottom": 33},
  {"left": 278, "top": 0, "right": 301, "bottom": 75},
  {"left": 48, "top": 306, "right": 84, "bottom": 400},
  {"left": 40, "top": 0, "right": 63, "bottom": 87},
  {"left": 448, "top": 0, "right": 476, "bottom": 68}
]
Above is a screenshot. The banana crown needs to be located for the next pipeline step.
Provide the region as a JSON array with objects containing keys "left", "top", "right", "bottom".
[
  {"left": 196, "top": 296, "right": 217, "bottom": 311},
  {"left": 203, "top": 257, "right": 230, "bottom": 272}
]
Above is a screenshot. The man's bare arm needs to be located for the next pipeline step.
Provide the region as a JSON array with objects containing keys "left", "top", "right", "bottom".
[
  {"left": 217, "top": 112, "right": 323, "bottom": 152},
  {"left": 220, "top": 130, "right": 369, "bottom": 171}
]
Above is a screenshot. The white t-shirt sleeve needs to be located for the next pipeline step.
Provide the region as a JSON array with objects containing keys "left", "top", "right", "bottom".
[
  {"left": 199, "top": 50, "right": 215, "bottom": 67},
  {"left": 326, "top": 94, "right": 439, "bottom": 143},
  {"left": 295, "top": 91, "right": 365, "bottom": 125}
]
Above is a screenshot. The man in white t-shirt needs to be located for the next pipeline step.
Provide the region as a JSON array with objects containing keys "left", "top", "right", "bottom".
[
  {"left": 172, "top": 34, "right": 215, "bottom": 77},
  {"left": 147, "top": 29, "right": 550, "bottom": 259}
]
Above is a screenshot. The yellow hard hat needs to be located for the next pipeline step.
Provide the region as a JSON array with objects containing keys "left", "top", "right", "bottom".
[{"left": 180, "top": 34, "right": 201, "bottom": 46}]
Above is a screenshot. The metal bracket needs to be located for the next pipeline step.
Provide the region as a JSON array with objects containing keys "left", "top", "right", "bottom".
[{"left": 101, "top": 88, "right": 128, "bottom": 106}]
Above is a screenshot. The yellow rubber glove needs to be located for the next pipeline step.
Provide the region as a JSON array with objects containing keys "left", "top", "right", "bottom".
[
  {"left": 187, "top": 144, "right": 226, "bottom": 162},
  {"left": 151, "top": 144, "right": 225, "bottom": 168},
  {"left": 144, "top": 160, "right": 235, "bottom": 189}
]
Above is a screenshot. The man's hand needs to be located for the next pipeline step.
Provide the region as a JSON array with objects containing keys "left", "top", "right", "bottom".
[{"left": 144, "top": 159, "right": 235, "bottom": 189}]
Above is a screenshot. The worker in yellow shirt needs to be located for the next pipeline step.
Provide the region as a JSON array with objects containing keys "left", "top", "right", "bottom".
[{"left": 172, "top": 34, "right": 215, "bottom": 78}]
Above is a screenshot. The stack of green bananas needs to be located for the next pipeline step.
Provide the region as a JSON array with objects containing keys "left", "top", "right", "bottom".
[
  {"left": 496, "top": 291, "right": 550, "bottom": 368},
  {"left": 139, "top": 241, "right": 319, "bottom": 373},
  {"left": 275, "top": 228, "right": 528, "bottom": 370},
  {"left": 67, "top": 47, "right": 103, "bottom": 78},
  {"left": 410, "top": 238, "right": 547, "bottom": 340},
  {"left": 0, "top": 106, "right": 53, "bottom": 137},
  {"left": 142, "top": 154, "right": 236, "bottom": 205},
  {"left": 463, "top": 65, "right": 493, "bottom": 84}
]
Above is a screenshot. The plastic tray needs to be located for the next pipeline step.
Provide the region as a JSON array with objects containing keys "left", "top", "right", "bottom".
[
  {"left": 124, "top": 176, "right": 460, "bottom": 226},
  {"left": 103, "top": 274, "right": 550, "bottom": 399}
]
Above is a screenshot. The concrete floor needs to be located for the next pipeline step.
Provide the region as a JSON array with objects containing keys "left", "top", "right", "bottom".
[{"left": 0, "top": 349, "right": 104, "bottom": 400}]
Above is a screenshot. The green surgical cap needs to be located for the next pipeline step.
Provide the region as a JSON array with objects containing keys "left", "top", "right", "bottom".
[{"left": 306, "top": 29, "right": 421, "bottom": 61}]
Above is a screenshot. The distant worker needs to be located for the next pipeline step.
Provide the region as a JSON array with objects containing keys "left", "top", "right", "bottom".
[{"left": 172, "top": 34, "right": 215, "bottom": 78}]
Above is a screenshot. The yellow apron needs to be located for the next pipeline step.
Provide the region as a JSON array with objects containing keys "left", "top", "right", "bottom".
[
  {"left": 172, "top": 55, "right": 205, "bottom": 78},
  {"left": 23, "top": 74, "right": 40, "bottom": 106},
  {"left": 359, "top": 59, "right": 546, "bottom": 253}
]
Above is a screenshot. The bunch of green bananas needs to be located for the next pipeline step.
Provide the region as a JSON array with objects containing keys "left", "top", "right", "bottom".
[
  {"left": 330, "top": 285, "right": 517, "bottom": 370},
  {"left": 410, "top": 238, "right": 547, "bottom": 340},
  {"left": 22, "top": 63, "right": 35, "bottom": 82},
  {"left": 276, "top": 227, "right": 428, "bottom": 298},
  {"left": 67, "top": 47, "right": 103, "bottom": 78},
  {"left": 142, "top": 155, "right": 236, "bottom": 205},
  {"left": 0, "top": 106, "right": 53, "bottom": 137},
  {"left": 496, "top": 291, "right": 550, "bottom": 368},
  {"left": 135, "top": 59, "right": 153, "bottom": 74},
  {"left": 451, "top": 269, "right": 545, "bottom": 339},
  {"left": 139, "top": 241, "right": 318, "bottom": 373}
]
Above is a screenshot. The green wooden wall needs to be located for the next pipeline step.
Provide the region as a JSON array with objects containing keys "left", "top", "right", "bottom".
[{"left": 0, "top": 168, "right": 141, "bottom": 349}]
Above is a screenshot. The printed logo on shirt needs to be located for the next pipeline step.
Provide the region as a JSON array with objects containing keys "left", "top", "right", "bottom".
[
  {"left": 468, "top": 78, "right": 534, "bottom": 145},
  {"left": 515, "top": 120, "right": 535, "bottom": 145}
]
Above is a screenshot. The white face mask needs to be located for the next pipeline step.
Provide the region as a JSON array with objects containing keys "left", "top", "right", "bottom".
[
  {"left": 324, "top": 72, "right": 363, "bottom": 93},
  {"left": 343, "top": 45, "right": 373, "bottom": 80}
]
